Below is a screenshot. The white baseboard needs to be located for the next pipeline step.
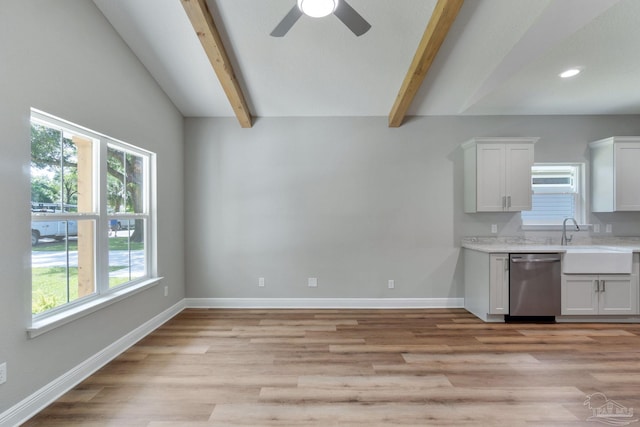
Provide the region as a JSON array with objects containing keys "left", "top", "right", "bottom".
[
  {"left": 184, "top": 297, "right": 464, "bottom": 309},
  {"left": 0, "top": 300, "right": 186, "bottom": 427}
]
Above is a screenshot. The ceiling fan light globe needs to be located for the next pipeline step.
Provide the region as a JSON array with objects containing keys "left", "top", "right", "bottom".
[
  {"left": 297, "top": 0, "right": 338, "bottom": 18},
  {"left": 559, "top": 68, "right": 581, "bottom": 78}
]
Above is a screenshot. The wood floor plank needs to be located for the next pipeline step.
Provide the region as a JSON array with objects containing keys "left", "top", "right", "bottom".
[
  {"left": 475, "top": 335, "right": 596, "bottom": 344},
  {"left": 329, "top": 344, "right": 451, "bottom": 353},
  {"left": 125, "top": 345, "right": 210, "bottom": 354},
  {"left": 377, "top": 360, "right": 640, "bottom": 375},
  {"left": 82, "top": 374, "right": 299, "bottom": 388},
  {"left": 402, "top": 352, "right": 541, "bottom": 364},
  {"left": 249, "top": 337, "right": 365, "bottom": 345},
  {"left": 590, "top": 373, "right": 640, "bottom": 383},
  {"left": 88, "top": 385, "right": 259, "bottom": 405},
  {"left": 448, "top": 343, "right": 583, "bottom": 352},
  {"left": 56, "top": 389, "right": 103, "bottom": 403},
  {"left": 518, "top": 329, "right": 636, "bottom": 337},
  {"left": 296, "top": 374, "right": 453, "bottom": 388},
  {"left": 209, "top": 403, "right": 579, "bottom": 425},
  {"left": 259, "top": 385, "right": 584, "bottom": 404},
  {"left": 259, "top": 319, "right": 358, "bottom": 327}
]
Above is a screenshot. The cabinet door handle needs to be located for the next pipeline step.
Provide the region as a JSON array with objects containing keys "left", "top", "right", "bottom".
[
  {"left": 507, "top": 195, "right": 511, "bottom": 208},
  {"left": 594, "top": 280, "right": 600, "bottom": 292},
  {"left": 504, "top": 258, "right": 509, "bottom": 271},
  {"left": 601, "top": 280, "right": 606, "bottom": 292}
]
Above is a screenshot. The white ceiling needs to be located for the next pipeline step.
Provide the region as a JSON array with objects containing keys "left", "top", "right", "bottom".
[{"left": 93, "top": 0, "right": 640, "bottom": 120}]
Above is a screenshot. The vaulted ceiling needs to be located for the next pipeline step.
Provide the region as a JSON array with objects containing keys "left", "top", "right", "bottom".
[{"left": 93, "top": 0, "right": 640, "bottom": 127}]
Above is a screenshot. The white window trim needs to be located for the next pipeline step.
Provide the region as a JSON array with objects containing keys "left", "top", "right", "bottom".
[
  {"left": 29, "top": 109, "right": 159, "bottom": 336},
  {"left": 521, "top": 162, "right": 587, "bottom": 231},
  {"left": 27, "top": 278, "right": 162, "bottom": 338}
]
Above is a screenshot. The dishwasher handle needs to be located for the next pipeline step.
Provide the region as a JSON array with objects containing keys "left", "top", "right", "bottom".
[{"left": 510, "top": 256, "right": 561, "bottom": 263}]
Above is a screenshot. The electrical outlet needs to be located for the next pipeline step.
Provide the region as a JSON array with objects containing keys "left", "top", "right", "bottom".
[
  {"left": 593, "top": 224, "right": 600, "bottom": 233},
  {"left": 0, "top": 362, "right": 6, "bottom": 385},
  {"left": 164, "top": 286, "right": 168, "bottom": 297},
  {"left": 258, "top": 277, "right": 265, "bottom": 287},
  {"left": 606, "top": 224, "right": 612, "bottom": 233},
  {"left": 388, "top": 279, "right": 395, "bottom": 289},
  {"left": 491, "top": 224, "right": 498, "bottom": 234},
  {"left": 308, "top": 277, "right": 317, "bottom": 288}
]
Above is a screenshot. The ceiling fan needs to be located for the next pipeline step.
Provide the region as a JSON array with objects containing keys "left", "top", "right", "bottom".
[{"left": 271, "top": 0, "right": 371, "bottom": 37}]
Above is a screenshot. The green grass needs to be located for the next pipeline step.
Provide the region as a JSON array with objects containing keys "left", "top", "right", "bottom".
[
  {"left": 32, "top": 267, "right": 131, "bottom": 315},
  {"left": 32, "top": 267, "right": 80, "bottom": 314},
  {"left": 32, "top": 237, "right": 143, "bottom": 252},
  {"left": 109, "top": 237, "right": 143, "bottom": 251},
  {"left": 31, "top": 236, "right": 144, "bottom": 314}
]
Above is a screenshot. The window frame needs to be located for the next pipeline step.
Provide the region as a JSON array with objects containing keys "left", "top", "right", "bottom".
[
  {"left": 29, "top": 109, "right": 159, "bottom": 337},
  {"left": 521, "top": 162, "right": 587, "bottom": 230}
]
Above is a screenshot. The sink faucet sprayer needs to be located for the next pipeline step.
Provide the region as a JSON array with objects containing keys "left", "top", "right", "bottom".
[{"left": 561, "top": 217, "right": 580, "bottom": 245}]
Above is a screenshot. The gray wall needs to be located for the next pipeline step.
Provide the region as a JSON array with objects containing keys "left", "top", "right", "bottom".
[
  {"left": 0, "top": 1, "right": 184, "bottom": 413},
  {"left": 184, "top": 115, "right": 640, "bottom": 300}
]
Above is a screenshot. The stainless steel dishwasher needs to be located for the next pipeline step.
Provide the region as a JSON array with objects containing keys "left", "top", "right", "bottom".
[{"left": 509, "top": 253, "right": 561, "bottom": 318}]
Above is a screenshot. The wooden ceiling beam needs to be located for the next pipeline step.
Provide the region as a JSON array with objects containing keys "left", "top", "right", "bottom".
[
  {"left": 388, "top": 0, "right": 464, "bottom": 128},
  {"left": 181, "top": 0, "right": 252, "bottom": 128}
]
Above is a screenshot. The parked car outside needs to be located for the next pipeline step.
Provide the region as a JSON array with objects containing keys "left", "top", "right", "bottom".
[{"left": 31, "top": 203, "right": 78, "bottom": 246}]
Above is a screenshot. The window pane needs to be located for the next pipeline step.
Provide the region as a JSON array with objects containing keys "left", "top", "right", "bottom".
[
  {"left": 108, "top": 219, "right": 146, "bottom": 288},
  {"left": 521, "top": 194, "right": 576, "bottom": 225},
  {"left": 31, "top": 219, "right": 96, "bottom": 315},
  {"left": 61, "top": 135, "right": 78, "bottom": 209},
  {"left": 532, "top": 177, "right": 571, "bottom": 185},
  {"left": 31, "top": 124, "right": 63, "bottom": 209},
  {"left": 523, "top": 163, "right": 583, "bottom": 226},
  {"left": 31, "top": 123, "right": 94, "bottom": 213},
  {"left": 107, "top": 146, "right": 145, "bottom": 214}
]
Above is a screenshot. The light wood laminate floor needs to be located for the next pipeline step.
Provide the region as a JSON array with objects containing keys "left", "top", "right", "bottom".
[{"left": 23, "top": 309, "right": 640, "bottom": 426}]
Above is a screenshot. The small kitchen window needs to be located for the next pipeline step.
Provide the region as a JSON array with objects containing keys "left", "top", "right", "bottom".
[{"left": 521, "top": 163, "right": 585, "bottom": 228}]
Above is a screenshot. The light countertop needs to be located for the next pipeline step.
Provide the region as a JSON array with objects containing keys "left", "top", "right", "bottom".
[{"left": 461, "top": 236, "right": 640, "bottom": 253}]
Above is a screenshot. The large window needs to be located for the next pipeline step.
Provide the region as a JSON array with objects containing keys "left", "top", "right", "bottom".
[
  {"left": 521, "top": 164, "right": 585, "bottom": 227},
  {"left": 30, "top": 109, "right": 155, "bottom": 321}
]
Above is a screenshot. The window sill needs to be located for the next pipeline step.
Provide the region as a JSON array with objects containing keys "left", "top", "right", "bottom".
[{"left": 27, "top": 277, "right": 163, "bottom": 339}]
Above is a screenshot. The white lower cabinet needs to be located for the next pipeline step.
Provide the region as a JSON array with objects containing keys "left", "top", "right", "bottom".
[
  {"left": 561, "top": 274, "right": 638, "bottom": 315},
  {"left": 489, "top": 254, "right": 509, "bottom": 314}
]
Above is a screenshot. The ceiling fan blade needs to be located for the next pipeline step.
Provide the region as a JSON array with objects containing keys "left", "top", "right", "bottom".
[
  {"left": 334, "top": 0, "right": 371, "bottom": 36},
  {"left": 270, "top": 5, "right": 303, "bottom": 37}
]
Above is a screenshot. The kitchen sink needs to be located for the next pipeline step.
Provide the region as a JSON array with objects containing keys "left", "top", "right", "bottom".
[{"left": 562, "top": 247, "right": 633, "bottom": 274}]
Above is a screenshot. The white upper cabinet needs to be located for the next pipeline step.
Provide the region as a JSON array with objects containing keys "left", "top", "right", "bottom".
[
  {"left": 590, "top": 137, "right": 640, "bottom": 212},
  {"left": 463, "top": 137, "right": 537, "bottom": 213}
]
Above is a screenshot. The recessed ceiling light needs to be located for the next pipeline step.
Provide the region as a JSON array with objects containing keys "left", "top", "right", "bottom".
[
  {"left": 559, "top": 68, "right": 581, "bottom": 78},
  {"left": 297, "top": 0, "right": 338, "bottom": 18}
]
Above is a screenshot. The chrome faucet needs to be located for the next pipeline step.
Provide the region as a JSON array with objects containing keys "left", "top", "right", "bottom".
[{"left": 561, "top": 217, "right": 580, "bottom": 245}]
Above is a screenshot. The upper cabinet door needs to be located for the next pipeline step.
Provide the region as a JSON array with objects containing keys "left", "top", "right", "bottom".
[
  {"left": 476, "top": 144, "right": 506, "bottom": 212},
  {"left": 591, "top": 137, "right": 640, "bottom": 212},
  {"left": 505, "top": 144, "right": 534, "bottom": 211},
  {"left": 615, "top": 143, "right": 640, "bottom": 211},
  {"left": 463, "top": 137, "right": 537, "bottom": 213}
]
